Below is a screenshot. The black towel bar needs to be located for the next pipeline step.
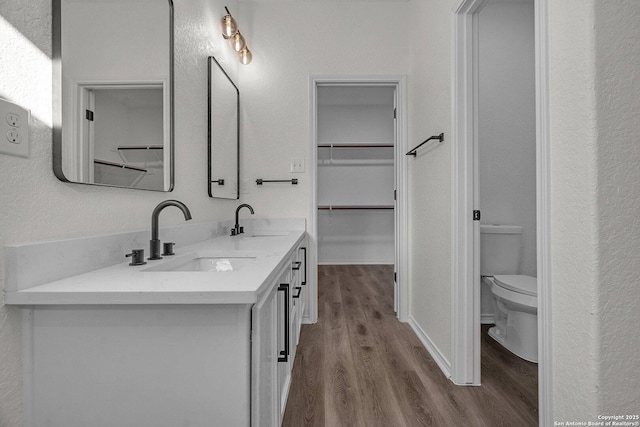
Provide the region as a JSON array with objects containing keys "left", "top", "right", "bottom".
[
  {"left": 256, "top": 179, "right": 298, "bottom": 185},
  {"left": 406, "top": 133, "right": 445, "bottom": 156}
]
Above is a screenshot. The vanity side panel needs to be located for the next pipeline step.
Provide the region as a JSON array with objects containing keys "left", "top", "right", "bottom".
[{"left": 30, "top": 305, "right": 250, "bottom": 427}]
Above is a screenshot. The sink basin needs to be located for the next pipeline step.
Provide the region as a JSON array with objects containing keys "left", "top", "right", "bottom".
[
  {"left": 143, "top": 251, "right": 266, "bottom": 272},
  {"left": 244, "top": 232, "right": 289, "bottom": 238}
]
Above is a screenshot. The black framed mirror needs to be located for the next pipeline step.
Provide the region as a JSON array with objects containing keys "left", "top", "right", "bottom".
[
  {"left": 52, "top": 0, "right": 174, "bottom": 191},
  {"left": 208, "top": 56, "right": 240, "bottom": 199}
]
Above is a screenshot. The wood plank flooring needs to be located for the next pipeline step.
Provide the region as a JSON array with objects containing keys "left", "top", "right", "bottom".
[{"left": 282, "top": 265, "right": 538, "bottom": 427}]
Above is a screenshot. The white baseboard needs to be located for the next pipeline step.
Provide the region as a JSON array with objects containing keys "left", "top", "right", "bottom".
[{"left": 408, "top": 315, "right": 452, "bottom": 379}]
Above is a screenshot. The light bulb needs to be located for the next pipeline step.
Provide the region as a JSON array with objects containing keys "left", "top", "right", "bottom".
[
  {"left": 239, "top": 47, "right": 252, "bottom": 65},
  {"left": 221, "top": 14, "right": 237, "bottom": 39},
  {"left": 230, "top": 32, "right": 246, "bottom": 52}
]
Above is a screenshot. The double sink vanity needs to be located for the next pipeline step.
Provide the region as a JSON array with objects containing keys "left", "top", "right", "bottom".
[{"left": 4, "top": 214, "right": 308, "bottom": 426}]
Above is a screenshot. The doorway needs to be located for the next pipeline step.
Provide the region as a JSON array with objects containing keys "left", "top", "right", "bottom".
[
  {"left": 308, "top": 77, "right": 408, "bottom": 323},
  {"left": 452, "top": 0, "right": 552, "bottom": 425}
]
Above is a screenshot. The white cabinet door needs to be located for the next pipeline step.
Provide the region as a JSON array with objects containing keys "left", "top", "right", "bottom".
[
  {"left": 252, "top": 283, "right": 279, "bottom": 427},
  {"left": 276, "top": 269, "right": 292, "bottom": 423},
  {"left": 252, "top": 246, "right": 305, "bottom": 426},
  {"left": 295, "top": 244, "right": 307, "bottom": 335}
]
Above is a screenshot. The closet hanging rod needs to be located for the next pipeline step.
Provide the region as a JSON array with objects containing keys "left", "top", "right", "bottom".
[
  {"left": 116, "top": 145, "right": 163, "bottom": 150},
  {"left": 318, "top": 144, "right": 394, "bottom": 148},
  {"left": 406, "top": 133, "right": 445, "bottom": 156},
  {"left": 318, "top": 205, "right": 394, "bottom": 210},
  {"left": 256, "top": 179, "right": 298, "bottom": 185}
]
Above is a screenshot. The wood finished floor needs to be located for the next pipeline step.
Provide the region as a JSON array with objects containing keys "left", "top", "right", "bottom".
[{"left": 282, "top": 265, "right": 538, "bottom": 427}]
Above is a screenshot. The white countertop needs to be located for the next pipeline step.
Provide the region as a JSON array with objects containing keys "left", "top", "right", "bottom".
[{"left": 4, "top": 230, "right": 305, "bottom": 305}]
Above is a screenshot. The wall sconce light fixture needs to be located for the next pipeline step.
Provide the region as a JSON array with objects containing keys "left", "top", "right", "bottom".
[{"left": 221, "top": 7, "right": 252, "bottom": 65}]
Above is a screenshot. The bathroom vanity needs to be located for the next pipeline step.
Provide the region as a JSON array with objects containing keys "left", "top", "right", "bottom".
[{"left": 4, "top": 219, "right": 307, "bottom": 427}]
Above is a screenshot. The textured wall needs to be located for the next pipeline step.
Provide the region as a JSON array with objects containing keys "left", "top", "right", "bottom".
[
  {"left": 549, "top": 0, "right": 601, "bottom": 418},
  {"left": 594, "top": 0, "right": 640, "bottom": 414},
  {"left": 550, "top": 0, "right": 640, "bottom": 419},
  {"left": 0, "top": 1, "right": 238, "bottom": 425}
]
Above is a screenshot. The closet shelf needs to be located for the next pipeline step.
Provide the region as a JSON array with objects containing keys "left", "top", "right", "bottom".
[
  {"left": 317, "top": 159, "right": 393, "bottom": 166},
  {"left": 318, "top": 143, "right": 394, "bottom": 166}
]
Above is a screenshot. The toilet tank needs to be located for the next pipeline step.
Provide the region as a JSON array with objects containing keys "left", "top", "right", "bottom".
[{"left": 480, "top": 225, "right": 523, "bottom": 276}]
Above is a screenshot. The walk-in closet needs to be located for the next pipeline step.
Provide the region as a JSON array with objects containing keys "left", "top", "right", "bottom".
[{"left": 316, "top": 84, "right": 396, "bottom": 270}]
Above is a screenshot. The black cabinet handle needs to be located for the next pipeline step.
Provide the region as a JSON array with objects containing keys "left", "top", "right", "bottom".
[
  {"left": 293, "top": 286, "right": 302, "bottom": 299},
  {"left": 300, "top": 247, "right": 307, "bottom": 286},
  {"left": 278, "top": 284, "right": 289, "bottom": 363},
  {"left": 292, "top": 261, "right": 302, "bottom": 271}
]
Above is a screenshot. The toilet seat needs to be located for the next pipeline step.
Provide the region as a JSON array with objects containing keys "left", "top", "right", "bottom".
[
  {"left": 489, "top": 275, "right": 538, "bottom": 309},
  {"left": 494, "top": 275, "right": 537, "bottom": 296}
]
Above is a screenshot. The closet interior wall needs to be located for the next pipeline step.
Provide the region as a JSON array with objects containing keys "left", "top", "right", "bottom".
[{"left": 316, "top": 86, "right": 395, "bottom": 265}]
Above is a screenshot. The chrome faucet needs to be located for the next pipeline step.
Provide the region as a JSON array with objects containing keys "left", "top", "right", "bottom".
[
  {"left": 231, "top": 204, "right": 254, "bottom": 236},
  {"left": 149, "top": 200, "right": 192, "bottom": 260}
]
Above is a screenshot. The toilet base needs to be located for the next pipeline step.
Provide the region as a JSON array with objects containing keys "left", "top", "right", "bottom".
[{"left": 488, "top": 316, "right": 538, "bottom": 363}]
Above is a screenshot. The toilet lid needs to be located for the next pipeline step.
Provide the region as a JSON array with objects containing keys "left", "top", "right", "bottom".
[{"left": 494, "top": 275, "right": 537, "bottom": 296}]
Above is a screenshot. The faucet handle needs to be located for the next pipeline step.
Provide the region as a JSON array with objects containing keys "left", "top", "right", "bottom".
[
  {"left": 238, "top": 226, "right": 244, "bottom": 234},
  {"left": 162, "top": 242, "right": 175, "bottom": 256},
  {"left": 126, "top": 249, "right": 147, "bottom": 266}
]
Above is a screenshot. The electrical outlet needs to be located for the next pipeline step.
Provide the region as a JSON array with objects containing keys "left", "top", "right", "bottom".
[
  {"left": 290, "top": 158, "right": 304, "bottom": 173},
  {"left": 6, "top": 129, "right": 22, "bottom": 144},
  {"left": 6, "top": 113, "right": 21, "bottom": 127},
  {"left": 0, "top": 98, "right": 30, "bottom": 158}
]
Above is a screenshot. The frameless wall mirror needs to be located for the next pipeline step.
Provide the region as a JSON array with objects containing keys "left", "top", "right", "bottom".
[
  {"left": 208, "top": 56, "right": 239, "bottom": 199},
  {"left": 53, "top": 0, "right": 174, "bottom": 191}
]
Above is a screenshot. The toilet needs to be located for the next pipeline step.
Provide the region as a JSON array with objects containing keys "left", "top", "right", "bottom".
[{"left": 481, "top": 225, "right": 538, "bottom": 363}]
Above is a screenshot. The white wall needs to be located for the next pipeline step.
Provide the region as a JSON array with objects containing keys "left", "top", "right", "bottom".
[
  {"left": 406, "top": 0, "right": 454, "bottom": 363},
  {"left": 478, "top": 1, "right": 536, "bottom": 277},
  {"left": 550, "top": 0, "right": 640, "bottom": 419},
  {"left": 0, "top": 1, "right": 239, "bottom": 425}
]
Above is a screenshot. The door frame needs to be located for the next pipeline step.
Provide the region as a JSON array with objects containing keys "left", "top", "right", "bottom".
[
  {"left": 308, "top": 76, "right": 409, "bottom": 323},
  {"left": 451, "top": 0, "right": 552, "bottom": 425}
]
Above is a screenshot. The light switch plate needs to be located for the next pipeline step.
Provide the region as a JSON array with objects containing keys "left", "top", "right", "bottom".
[{"left": 0, "top": 98, "right": 30, "bottom": 158}]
